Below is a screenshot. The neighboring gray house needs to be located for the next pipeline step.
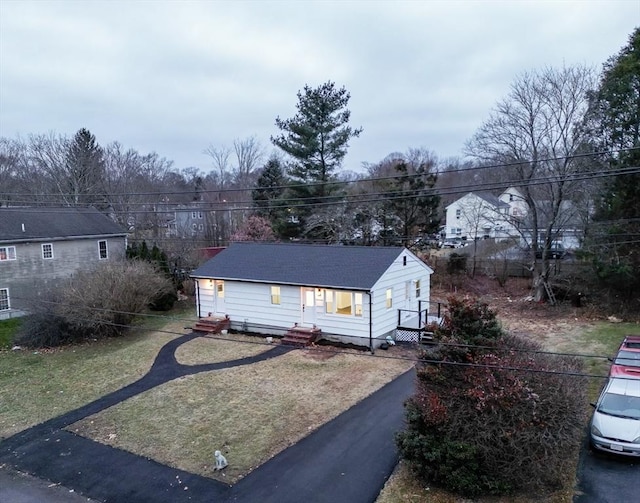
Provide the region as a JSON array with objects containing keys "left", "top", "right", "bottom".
[
  {"left": 167, "top": 204, "right": 209, "bottom": 239},
  {"left": 190, "top": 242, "right": 435, "bottom": 349},
  {"left": 0, "top": 207, "right": 128, "bottom": 319}
]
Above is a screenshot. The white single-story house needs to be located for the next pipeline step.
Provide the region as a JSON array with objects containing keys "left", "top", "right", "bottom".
[{"left": 190, "top": 242, "right": 435, "bottom": 349}]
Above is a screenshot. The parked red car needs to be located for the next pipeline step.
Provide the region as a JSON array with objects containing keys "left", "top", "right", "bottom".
[{"left": 609, "top": 335, "right": 640, "bottom": 379}]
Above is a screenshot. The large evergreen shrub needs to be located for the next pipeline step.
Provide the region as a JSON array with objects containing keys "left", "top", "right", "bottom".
[{"left": 397, "top": 297, "right": 587, "bottom": 497}]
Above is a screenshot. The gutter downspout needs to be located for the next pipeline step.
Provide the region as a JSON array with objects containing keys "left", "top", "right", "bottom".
[
  {"left": 368, "top": 291, "right": 373, "bottom": 355},
  {"left": 195, "top": 279, "right": 201, "bottom": 318}
]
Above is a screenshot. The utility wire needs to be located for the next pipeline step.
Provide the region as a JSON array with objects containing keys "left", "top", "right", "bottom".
[
  {"left": 2, "top": 165, "right": 640, "bottom": 214},
  {"left": 0, "top": 147, "right": 637, "bottom": 205},
  {"left": 1, "top": 146, "right": 637, "bottom": 200},
  {"left": 9, "top": 294, "right": 619, "bottom": 364},
  {"left": 9, "top": 308, "right": 617, "bottom": 381}
]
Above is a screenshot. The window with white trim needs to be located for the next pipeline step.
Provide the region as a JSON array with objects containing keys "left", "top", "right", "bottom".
[
  {"left": 216, "top": 281, "right": 224, "bottom": 298},
  {"left": 98, "top": 240, "right": 108, "bottom": 259},
  {"left": 354, "top": 292, "right": 363, "bottom": 317},
  {"left": 0, "top": 288, "right": 9, "bottom": 311},
  {"left": 0, "top": 246, "right": 16, "bottom": 261},
  {"left": 323, "top": 290, "right": 364, "bottom": 317},
  {"left": 415, "top": 279, "right": 421, "bottom": 298},
  {"left": 42, "top": 243, "right": 53, "bottom": 259},
  {"left": 325, "top": 290, "right": 334, "bottom": 313},
  {"left": 385, "top": 288, "right": 393, "bottom": 309},
  {"left": 270, "top": 286, "right": 281, "bottom": 305}
]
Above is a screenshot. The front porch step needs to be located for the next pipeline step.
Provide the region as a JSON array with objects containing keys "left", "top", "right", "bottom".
[
  {"left": 194, "top": 315, "right": 231, "bottom": 334},
  {"left": 281, "top": 326, "right": 321, "bottom": 347}
]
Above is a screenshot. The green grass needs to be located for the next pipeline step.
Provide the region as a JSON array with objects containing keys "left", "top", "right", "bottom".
[
  {"left": 581, "top": 322, "right": 640, "bottom": 400},
  {"left": 0, "top": 318, "right": 21, "bottom": 349},
  {"left": 0, "top": 307, "right": 196, "bottom": 439},
  {"left": 68, "top": 346, "right": 414, "bottom": 483}
]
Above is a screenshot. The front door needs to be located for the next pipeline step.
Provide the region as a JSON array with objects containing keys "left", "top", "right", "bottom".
[
  {"left": 215, "top": 280, "right": 225, "bottom": 314},
  {"left": 302, "top": 288, "right": 316, "bottom": 326}
]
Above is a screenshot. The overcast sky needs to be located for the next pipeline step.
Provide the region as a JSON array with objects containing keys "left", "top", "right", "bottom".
[{"left": 0, "top": 0, "right": 638, "bottom": 174}]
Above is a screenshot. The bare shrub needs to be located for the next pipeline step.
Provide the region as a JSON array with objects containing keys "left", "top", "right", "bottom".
[
  {"left": 15, "top": 260, "right": 174, "bottom": 347},
  {"left": 397, "top": 296, "right": 587, "bottom": 497},
  {"left": 180, "top": 278, "right": 196, "bottom": 297}
]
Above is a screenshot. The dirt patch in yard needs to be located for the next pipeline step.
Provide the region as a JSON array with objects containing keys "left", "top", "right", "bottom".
[{"left": 432, "top": 276, "right": 607, "bottom": 353}]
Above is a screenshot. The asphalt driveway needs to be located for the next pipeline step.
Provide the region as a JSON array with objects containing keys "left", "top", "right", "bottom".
[{"left": 0, "top": 333, "right": 415, "bottom": 503}]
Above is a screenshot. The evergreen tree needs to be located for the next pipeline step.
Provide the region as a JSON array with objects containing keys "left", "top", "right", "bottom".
[
  {"left": 271, "top": 81, "right": 362, "bottom": 236},
  {"left": 65, "top": 128, "right": 106, "bottom": 205},
  {"left": 252, "top": 156, "right": 286, "bottom": 219},
  {"left": 382, "top": 159, "right": 440, "bottom": 246},
  {"left": 585, "top": 28, "right": 640, "bottom": 300}
]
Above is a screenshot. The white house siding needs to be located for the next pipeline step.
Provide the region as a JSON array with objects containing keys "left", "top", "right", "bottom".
[
  {"left": 196, "top": 280, "right": 372, "bottom": 341},
  {"left": 311, "top": 293, "right": 370, "bottom": 344},
  {"left": 446, "top": 194, "right": 505, "bottom": 241},
  {"left": 371, "top": 251, "right": 432, "bottom": 342},
  {"left": 197, "top": 281, "right": 300, "bottom": 335},
  {"left": 0, "top": 237, "right": 126, "bottom": 315}
]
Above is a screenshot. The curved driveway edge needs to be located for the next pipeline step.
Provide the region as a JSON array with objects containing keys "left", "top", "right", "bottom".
[
  {"left": 0, "top": 332, "right": 416, "bottom": 503},
  {"left": 229, "top": 368, "right": 415, "bottom": 503}
]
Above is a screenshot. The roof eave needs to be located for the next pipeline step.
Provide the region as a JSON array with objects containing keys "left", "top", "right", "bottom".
[
  {"left": 189, "top": 276, "right": 372, "bottom": 291},
  {"left": 0, "top": 233, "right": 128, "bottom": 244}
]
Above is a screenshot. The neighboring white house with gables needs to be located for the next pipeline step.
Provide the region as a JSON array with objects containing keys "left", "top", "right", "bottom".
[
  {"left": 445, "top": 191, "right": 513, "bottom": 241},
  {"left": 0, "top": 207, "right": 127, "bottom": 319},
  {"left": 190, "top": 242, "right": 435, "bottom": 349},
  {"left": 445, "top": 187, "right": 582, "bottom": 249}
]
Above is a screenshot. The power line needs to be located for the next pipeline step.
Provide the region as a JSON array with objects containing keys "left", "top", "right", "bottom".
[
  {"left": 2, "top": 165, "right": 640, "bottom": 214},
  {"left": 9, "top": 308, "right": 617, "bottom": 381},
  {"left": 9, "top": 294, "right": 620, "bottom": 367},
  {"left": 0, "top": 147, "right": 637, "bottom": 202}
]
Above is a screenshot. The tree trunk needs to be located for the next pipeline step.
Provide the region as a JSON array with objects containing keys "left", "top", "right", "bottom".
[{"left": 532, "top": 259, "right": 551, "bottom": 302}]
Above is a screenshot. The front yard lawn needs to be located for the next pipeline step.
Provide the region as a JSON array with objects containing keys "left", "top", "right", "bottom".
[
  {"left": 0, "top": 314, "right": 194, "bottom": 439},
  {"left": 1, "top": 310, "right": 413, "bottom": 485},
  {"left": 69, "top": 341, "right": 413, "bottom": 483}
]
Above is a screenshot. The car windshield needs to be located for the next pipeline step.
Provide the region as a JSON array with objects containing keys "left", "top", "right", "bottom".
[
  {"left": 598, "top": 392, "right": 640, "bottom": 420},
  {"left": 614, "top": 350, "right": 640, "bottom": 367}
]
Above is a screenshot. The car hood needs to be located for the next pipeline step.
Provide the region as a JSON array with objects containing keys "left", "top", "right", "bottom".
[{"left": 593, "top": 411, "right": 640, "bottom": 442}]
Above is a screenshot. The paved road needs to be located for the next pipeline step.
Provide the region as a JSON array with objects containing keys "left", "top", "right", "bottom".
[
  {"left": 0, "top": 333, "right": 415, "bottom": 503},
  {"left": 0, "top": 467, "right": 98, "bottom": 503},
  {"left": 573, "top": 436, "right": 640, "bottom": 503}
]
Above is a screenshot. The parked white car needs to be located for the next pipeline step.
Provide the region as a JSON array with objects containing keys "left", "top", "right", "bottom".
[{"left": 590, "top": 377, "right": 640, "bottom": 457}]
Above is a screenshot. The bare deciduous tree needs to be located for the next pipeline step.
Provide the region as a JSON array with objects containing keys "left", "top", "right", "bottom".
[{"left": 465, "top": 65, "right": 596, "bottom": 301}]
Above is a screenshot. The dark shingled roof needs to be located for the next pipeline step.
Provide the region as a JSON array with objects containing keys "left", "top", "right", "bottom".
[
  {"left": 472, "top": 192, "right": 510, "bottom": 208},
  {"left": 191, "top": 242, "right": 421, "bottom": 290},
  {"left": 0, "top": 207, "right": 127, "bottom": 243}
]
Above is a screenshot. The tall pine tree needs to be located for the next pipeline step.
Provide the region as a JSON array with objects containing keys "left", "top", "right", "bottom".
[
  {"left": 586, "top": 28, "right": 640, "bottom": 300},
  {"left": 271, "top": 81, "right": 362, "bottom": 237},
  {"left": 65, "top": 128, "right": 106, "bottom": 206}
]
